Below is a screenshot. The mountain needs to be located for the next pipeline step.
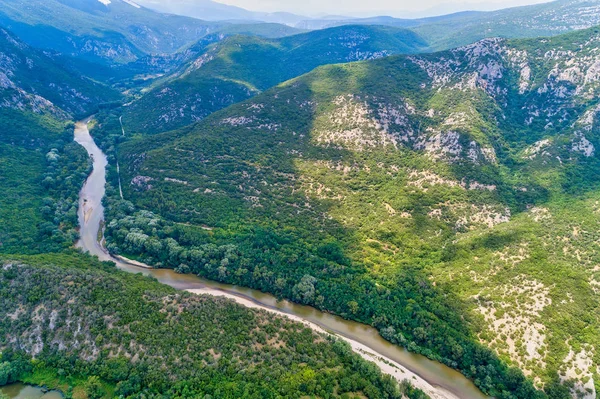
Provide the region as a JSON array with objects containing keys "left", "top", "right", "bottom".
[
  {"left": 122, "top": 25, "right": 429, "bottom": 133},
  {"left": 412, "top": 0, "right": 600, "bottom": 50},
  {"left": 100, "top": 26, "right": 600, "bottom": 398},
  {"left": 0, "top": 23, "right": 426, "bottom": 399},
  {"left": 0, "top": 0, "right": 226, "bottom": 65},
  {"left": 296, "top": 15, "right": 421, "bottom": 30},
  {"left": 0, "top": 252, "right": 416, "bottom": 398},
  {"left": 0, "top": 28, "right": 119, "bottom": 254},
  {"left": 0, "top": 29, "right": 120, "bottom": 117},
  {"left": 297, "top": 0, "right": 600, "bottom": 51},
  {"left": 133, "top": 0, "right": 310, "bottom": 26}
]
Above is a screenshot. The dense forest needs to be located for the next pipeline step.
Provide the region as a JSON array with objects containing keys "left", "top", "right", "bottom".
[
  {"left": 0, "top": 17, "right": 432, "bottom": 398},
  {"left": 0, "top": 111, "right": 90, "bottom": 254},
  {"left": 0, "top": 252, "right": 427, "bottom": 399},
  {"left": 3, "top": 1, "right": 600, "bottom": 398}
]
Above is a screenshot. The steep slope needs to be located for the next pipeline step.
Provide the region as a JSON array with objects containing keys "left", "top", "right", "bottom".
[
  {"left": 0, "top": 29, "right": 120, "bottom": 116},
  {"left": 0, "top": 0, "right": 225, "bottom": 65},
  {"left": 0, "top": 253, "right": 416, "bottom": 399},
  {"left": 122, "top": 25, "right": 429, "bottom": 133},
  {"left": 0, "top": 28, "right": 119, "bottom": 254},
  {"left": 103, "top": 26, "right": 600, "bottom": 398}
]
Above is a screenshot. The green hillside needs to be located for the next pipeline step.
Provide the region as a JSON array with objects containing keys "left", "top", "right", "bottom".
[
  {"left": 122, "top": 25, "right": 429, "bottom": 133},
  {"left": 0, "top": 19, "right": 430, "bottom": 399},
  {"left": 0, "top": 252, "right": 420, "bottom": 399},
  {"left": 100, "top": 26, "right": 600, "bottom": 398}
]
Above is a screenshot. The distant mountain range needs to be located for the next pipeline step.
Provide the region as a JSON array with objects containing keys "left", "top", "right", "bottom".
[
  {"left": 133, "top": 0, "right": 312, "bottom": 25},
  {"left": 133, "top": 0, "right": 600, "bottom": 52},
  {"left": 297, "top": 0, "right": 600, "bottom": 49},
  {"left": 0, "top": 0, "right": 302, "bottom": 69}
]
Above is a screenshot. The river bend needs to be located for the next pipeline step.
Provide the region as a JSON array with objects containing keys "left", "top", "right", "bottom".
[{"left": 74, "top": 120, "right": 488, "bottom": 399}]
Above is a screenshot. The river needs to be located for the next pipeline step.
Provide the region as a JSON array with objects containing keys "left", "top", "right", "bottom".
[{"left": 74, "top": 120, "right": 489, "bottom": 399}]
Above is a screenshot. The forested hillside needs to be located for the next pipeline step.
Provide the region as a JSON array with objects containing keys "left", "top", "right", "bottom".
[
  {"left": 100, "top": 26, "right": 600, "bottom": 398},
  {"left": 0, "top": 0, "right": 224, "bottom": 65},
  {"left": 0, "top": 253, "right": 419, "bottom": 399},
  {"left": 0, "top": 28, "right": 119, "bottom": 254},
  {"left": 413, "top": 0, "right": 600, "bottom": 50},
  {"left": 122, "top": 25, "right": 428, "bottom": 133}
]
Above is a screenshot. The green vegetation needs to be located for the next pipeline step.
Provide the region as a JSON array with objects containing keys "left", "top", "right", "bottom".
[
  {"left": 304, "top": 0, "right": 600, "bottom": 52},
  {"left": 0, "top": 28, "right": 120, "bottom": 117},
  {"left": 101, "top": 26, "right": 600, "bottom": 398},
  {"left": 0, "top": 29, "right": 119, "bottom": 254},
  {"left": 0, "top": 0, "right": 309, "bottom": 71},
  {"left": 412, "top": 0, "right": 600, "bottom": 50},
  {"left": 122, "top": 25, "right": 428, "bottom": 133},
  {"left": 0, "top": 19, "right": 431, "bottom": 399},
  {"left": 0, "top": 110, "right": 89, "bottom": 254},
  {"left": 0, "top": 252, "right": 425, "bottom": 399}
]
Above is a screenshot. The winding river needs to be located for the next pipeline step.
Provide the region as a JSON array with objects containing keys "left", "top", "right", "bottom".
[{"left": 74, "top": 120, "right": 489, "bottom": 399}]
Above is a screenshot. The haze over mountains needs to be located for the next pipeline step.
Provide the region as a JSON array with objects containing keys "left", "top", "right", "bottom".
[{"left": 1, "top": 0, "right": 600, "bottom": 398}]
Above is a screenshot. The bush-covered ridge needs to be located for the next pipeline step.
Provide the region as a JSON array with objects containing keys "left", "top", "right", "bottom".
[
  {"left": 98, "top": 26, "right": 600, "bottom": 398},
  {"left": 0, "top": 253, "right": 427, "bottom": 399}
]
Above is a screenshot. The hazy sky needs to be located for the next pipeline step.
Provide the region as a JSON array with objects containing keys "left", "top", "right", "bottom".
[{"left": 216, "top": 0, "right": 552, "bottom": 17}]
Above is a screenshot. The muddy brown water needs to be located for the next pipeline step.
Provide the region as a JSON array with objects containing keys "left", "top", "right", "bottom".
[
  {"left": 1, "top": 383, "right": 63, "bottom": 399},
  {"left": 74, "top": 120, "right": 489, "bottom": 399}
]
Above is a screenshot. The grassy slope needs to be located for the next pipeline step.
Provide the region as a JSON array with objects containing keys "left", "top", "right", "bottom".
[
  {"left": 122, "top": 25, "right": 429, "bottom": 133},
  {"left": 105, "top": 27, "right": 600, "bottom": 398}
]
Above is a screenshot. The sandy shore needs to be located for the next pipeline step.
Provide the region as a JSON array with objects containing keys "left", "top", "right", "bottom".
[{"left": 187, "top": 288, "right": 460, "bottom": 399}]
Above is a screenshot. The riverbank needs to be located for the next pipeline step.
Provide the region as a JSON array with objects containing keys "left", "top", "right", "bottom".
[
  {"left": 74, "top": 118, "right": 488, "bottom": 399},
  {"left": 187, "top": 287, "right": 459, "bottom": 399}
]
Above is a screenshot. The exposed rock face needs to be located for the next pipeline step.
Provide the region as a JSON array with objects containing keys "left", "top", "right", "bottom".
[{"left": 123, "top": 25, "right": 428, "bottom": 133}]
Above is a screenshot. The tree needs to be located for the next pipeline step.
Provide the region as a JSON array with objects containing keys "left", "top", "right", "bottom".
[
  {"left": 292, "top": 275, "right": 317, "bottom": 304},
  {"left": 0, "top": 362, "right": 14, "bottom": 386},
  {"left": 84, "top": 376, "right": 104, "bottom": 399}
]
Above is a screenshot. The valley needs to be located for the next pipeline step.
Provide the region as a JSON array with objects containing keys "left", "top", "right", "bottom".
[
  {"left": 101, "top": 25, "right": 600, "bottom": 399},
  {"left": 1, "top": 0, "right": 599, "bottom": 398},
  {"left": 73, "top": 118, "right": 487, "bottom": 399}
]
